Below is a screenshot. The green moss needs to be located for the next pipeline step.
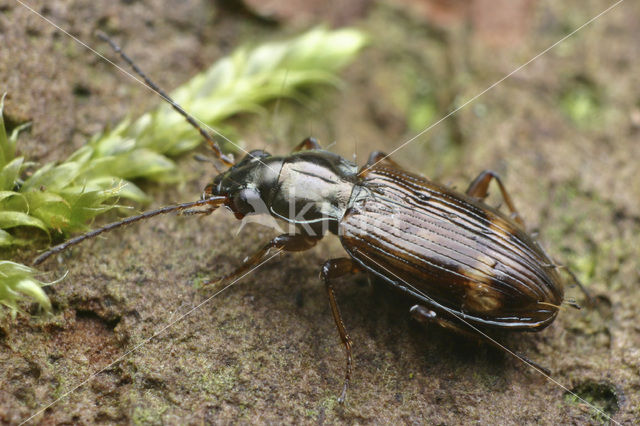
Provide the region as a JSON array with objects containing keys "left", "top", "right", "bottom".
[
  {"left": 563, "top": 381, "right": 618, "bottom": 424},
  {"left": 560, "top": 80, "right": 602, "bottom": 128},
  {"left": 132, "top": 404, "right": 169, "bottom": 426},
  {"left": 199, "top": 365, "right": 238, "bottom": 396},
  {"left": 408, "top": 96, "right": 438, "bottom": 133},
  {"left": 0, "top": 27, "right": 367, "bottom": 316}
]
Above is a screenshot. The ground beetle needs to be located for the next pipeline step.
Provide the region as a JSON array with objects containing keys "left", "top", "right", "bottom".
[{"left": 34, "top": 35, "right": 571, "bottom": 403}]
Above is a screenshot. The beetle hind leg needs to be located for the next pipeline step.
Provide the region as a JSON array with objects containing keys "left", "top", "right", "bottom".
[
  {"left": 410, "top": 305, "right": 479, "bottom": 339},
  {"left": 321, "top": 258, "right": 361, "bottom": 403},
  {"left": 466, "top": 170, "right": 525, "bottom": 227},
  {"left": 292, "top": 137, "right": 322, "bottom": 152},
  {"left": 410, "top": 305, "right": 551, "bottom": 375}
]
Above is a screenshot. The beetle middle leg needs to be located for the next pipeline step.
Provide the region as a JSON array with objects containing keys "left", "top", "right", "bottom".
[
  {"left": 410, "top": 305, "right": 551, "bottom": 375},
  {"left": 466, "top": 170, "right": 525, "bottom": 227},
  {"left": 321, "top": 258, "right": 361, "bottom": 403},
  {"left": 292, "top": 137, "right": 322, "bottom": 152},
  {"left": 204, "top": 234, "right": 322, "bottom": 288}
]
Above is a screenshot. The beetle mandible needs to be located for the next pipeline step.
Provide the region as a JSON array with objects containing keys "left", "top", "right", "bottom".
[{"left": 35, "top": 35, "right": 566, "bottom": 403}]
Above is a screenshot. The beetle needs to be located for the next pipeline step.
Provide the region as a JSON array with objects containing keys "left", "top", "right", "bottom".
[{"left": 34, "top": 34, "right": 569, "bottom": 403}]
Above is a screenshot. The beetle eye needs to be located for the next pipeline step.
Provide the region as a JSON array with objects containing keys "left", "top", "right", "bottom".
[{"left": 233, "top": 188, "right": 262, "bottom": 215}]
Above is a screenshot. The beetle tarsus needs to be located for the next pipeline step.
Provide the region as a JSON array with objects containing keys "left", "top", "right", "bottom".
[
  {"left": 565, "top": 298, "right": 582, "bottom": 310},
  {"left": 518, "top": 354, "right": 551, "bottom": 376},
  {"left": 565, "top": 268, "right": 595, "bottom": 307}
]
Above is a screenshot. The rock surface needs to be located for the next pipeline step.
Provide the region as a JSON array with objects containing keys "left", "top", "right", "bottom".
[{"left": 1, "top": 0, "right": 638, "bottom": 424}]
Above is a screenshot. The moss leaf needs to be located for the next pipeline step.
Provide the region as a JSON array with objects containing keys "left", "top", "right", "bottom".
[{"left": 0, "top": 211, "right": 49, "bottom": 236}]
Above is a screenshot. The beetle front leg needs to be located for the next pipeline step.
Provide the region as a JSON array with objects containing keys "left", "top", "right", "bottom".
[
  {"left": 204, "top": 234, "right": 322, "bottom": 289},
  {"left": 321, "top": 258, "right": 361, "bottom": 404},
  {"left": 466, "top": 170, "right": 525, "bottom": 227},
  {"left": 410, "top": 305, "right": 551, "bottom": 375}
]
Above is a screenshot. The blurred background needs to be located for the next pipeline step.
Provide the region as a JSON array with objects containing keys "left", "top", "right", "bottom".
[{"left": 1, "top": 0, "right": 638, "bottom": 423}]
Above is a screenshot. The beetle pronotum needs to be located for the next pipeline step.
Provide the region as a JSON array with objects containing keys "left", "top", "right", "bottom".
[{"left": 31, "top": 33, "right": 587, "bottom": 406}]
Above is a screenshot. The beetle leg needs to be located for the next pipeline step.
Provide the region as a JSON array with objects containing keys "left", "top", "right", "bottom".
[
  {"left": 321, "top": 258, "right": 361, "bottom": 404},
  {"left": 409, "top": 305, "right": 551, "bottom": 375},
  {"left": 565, "top": 267, "right": 594, "bottom": 306},
  {"left": 203, "top": 234, "right": 322, "bottom": 289},
  {"left": 410, "top": 305, "right": 480, "bottom": 338},
  {"left": 292, "top": 137, "right": 322, "bottom": 152},
  {"left": 466, "top": 170, "right": 525, "bottom": 227}
]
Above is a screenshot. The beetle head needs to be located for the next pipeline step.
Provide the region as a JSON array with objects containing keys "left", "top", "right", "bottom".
[{"left": 204, "top": 150, "right": 282, "bottom": 219}]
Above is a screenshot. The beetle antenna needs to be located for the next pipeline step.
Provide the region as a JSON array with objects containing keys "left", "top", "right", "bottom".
[
  {"left": 33, "top": 196, "right": 227, "bottom": 266},
  {"left": 96, "top": 32, "right": 235, "bottom": 167}
]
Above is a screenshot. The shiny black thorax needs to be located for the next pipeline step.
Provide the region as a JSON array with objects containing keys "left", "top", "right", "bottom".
[{"left": 209, "top": 149, "right": 359, "bottom": 235}]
